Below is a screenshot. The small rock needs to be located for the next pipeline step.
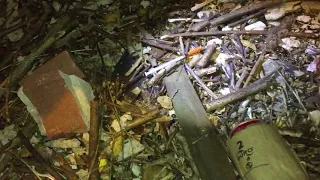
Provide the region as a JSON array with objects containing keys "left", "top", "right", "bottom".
[
  {"left": 244, "top": 21, "right": 266, "bottom": 30},
  {"left": 222, "top": 26, "right": 232, "bottom": 31},
  {"left": 216, "top": 53, "right": 233, "bottom": 65},
  {"left": 311, "top": 18, "right": 320, "bottom": 25},
  {"left": 309, "top": 24, "right": 320, "bottom": 30},
  {"left": 220, "top": 87, "right": 230, "bottom": 95},
  {"left": 207, "top": 38, "right": 222, "bottom": 45},
  {"left": 301, "top": 24, "right": 309, "bottom": 29},
  {"left": 296, "top": 15, "right": 311, "bottom": 23},
  {"left": 268, "top": 21, "right": 280, "bottom": 26},
  {"left": 281, "top": 37, "right": 301, "bottom": 51}
]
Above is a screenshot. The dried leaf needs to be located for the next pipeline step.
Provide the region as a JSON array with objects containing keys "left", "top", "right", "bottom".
[
  {"left": 99, "top": 158, "right": 108, "bottom": 172},
  {"left": 112, "top": 136, "right": 123, "bottom": 157},
  {"left": 0, "top": 125, "right": 16, "bottom": 145},
  {"left": 118, "top": 138, "right": 145, "bottom": 161},
  {"left": 46, "top": 139, "right": 81, "bottom": 149},
  {"left": 140, "top": 0, "right": 150, "bottom": 9},
  {"left": 265, "top": 1, "right": 301, "bottom": 20},
  {"left": 281, "top": 37, "right": 301, "bottom": 51},
  {"left": 131, "top": 163, "right": 141, "bottom": 177},
  {"left": 309, "top": 110, "right": 320, "bottom": 127},
  {"left": 241, "top": 39, "right": 256, "bottom": 51},
  {"left": 157, "top": 96, "right": 173, "bottom": 109}
]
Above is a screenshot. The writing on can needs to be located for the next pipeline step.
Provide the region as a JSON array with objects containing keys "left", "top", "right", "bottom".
[{"left": 236, "top": 140, "right": 254, "bottom": 170}]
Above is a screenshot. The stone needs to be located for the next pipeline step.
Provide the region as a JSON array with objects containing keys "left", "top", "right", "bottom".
[{"left": 18, "top": 51, "right": 94, "bottom": 139}]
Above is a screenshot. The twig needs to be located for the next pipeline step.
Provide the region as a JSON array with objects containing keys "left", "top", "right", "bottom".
[
  {"left": 197, "top": 44, "right": 216, "bottom": 67},
  {"left": 125, "top": 56, "right": 142, "bottom": 76},
  {"left": 17, "top": 131, "right": 63, "bottom": 180},
  {"left": 243, "top": 53, "right": 264, "bottom": 87},
  {"left": 126, "top": 109, "right": 160, "bottom": 131},
  {"left": 89, "top": 101, "right": 100, "bottom": 180},
  {"left": 145, "top": 56, "right": 185, "bottom": 77},
  {"left": 179, "top": 36, "right": 185, "bottom": 54},
  {"left": 0, "top": 20, "right": 29, "bottom": 38},
  {"left": 184, "top": 64, "right": 218, "bottom": 99},
  {"left": 161, "top": 30, "right": 267, "bottom": 39},
  {"left": 129, "top": 61, "right": 145, "bottom": 81},
  {"left": 194, "top": 66, "right": 217, "bottom": 77},
  {"left": 205, "top": 68, "right": 278, "bottom": 112},
  {"left": 147, "top": 60, "right": 180, "bottom": 86},
  {"left": 165, "top": 127, "right": 179, "bottom": 149},
  {"left": 227, "top": 9, "right": 267, "bottom": 27},
  {"left": 161, "top": 30, "right": 319, "bottom": 39},
  {"left": 188, "top": 54, "right": 202, "bottom": 68},
  {"left": 142, "top": 39, "right": 180, "bottom": 52},
  {"left": 209, "top": 0, "right": 282, "bottom": 27},
  {"left": 168, "top": 18, "right": 204, "bottom": 23},
  {"left": 5, "top": 151, "right": 44, "bottom": 180},
  {"left": 276, "top": 70, "right": 307, "bottom": 112},
  {"left": 235, "top": 67, "right": 248, "bottom": 90},
  {"left": 190, "top": 20, "right": 212, "bottom": 32},
  {"left": 191, "top": 0, "right": 213, "bottom": 11}
]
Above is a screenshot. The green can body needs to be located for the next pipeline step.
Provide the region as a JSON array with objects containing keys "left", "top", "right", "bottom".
[{"left": 227, "top": 120, "right": 309, "bottom": 180}]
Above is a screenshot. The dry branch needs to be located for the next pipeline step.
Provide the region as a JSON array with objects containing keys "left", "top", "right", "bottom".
[
  {"left": 126, "top": 109, "right": 160, "bottom": 131},
  {"left": 89, "top": 101, "right": 100, "bottom": 180},
  {"left": 197, "top": 44, "right": 216, "bottom": 67},
  {"left": 162, "top": 30, "right": 319, "bottom": 39},
  {"left": 209, "top": 0, "right": 282, "bottom": 27},
  {"left": 205, "top": 69, "right": 278, "bottom": 112}
]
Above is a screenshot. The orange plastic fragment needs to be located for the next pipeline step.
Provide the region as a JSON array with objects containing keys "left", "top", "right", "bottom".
[{"left": 187, "top": 46, "right": 202, "bottom": 56}]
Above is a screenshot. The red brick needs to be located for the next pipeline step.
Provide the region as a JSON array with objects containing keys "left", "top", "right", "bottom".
[{"left": 19, "top": 51, "right": 90, "bottom": 138}]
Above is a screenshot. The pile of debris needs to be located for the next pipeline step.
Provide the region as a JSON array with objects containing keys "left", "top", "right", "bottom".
[{"left": 0, "top": 0, "right": 320, "bottom": 179}]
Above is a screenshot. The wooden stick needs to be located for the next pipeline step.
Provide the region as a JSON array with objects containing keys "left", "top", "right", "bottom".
[
  {"left": 126, "top": 109, "right": 160, "bottom": 131},
  {"left": 227, "top": 9, "right": 267, "bottom": 27},
  {"left": 89, "top": 101, "right": 100, "bottom": 180},
  {"left": 142, "top": 39, "right": 180, "bottom": 52},
  {"left": 210, "top": 0, "right": 282, "bottom": 27},
  {"left": 188, "top": 54, "right": 202, "bottom": 68},
  {"left": 191, "top": 0, "right": 213, "bottom": 12},
  {"left": 243, "top": 53, "right": 265, "bottom": 87},
  {"left": 205, "top": 69, "right": 278, "bottom": 112},
  {"left": 235, "top": 67, "right": 248, "bottom": 90},
  {"left": 197, "top": 44, "right": 216, "bottom": 67},
  {"left": 161, "top": 30, "right": 319, "bottom": 39}
]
